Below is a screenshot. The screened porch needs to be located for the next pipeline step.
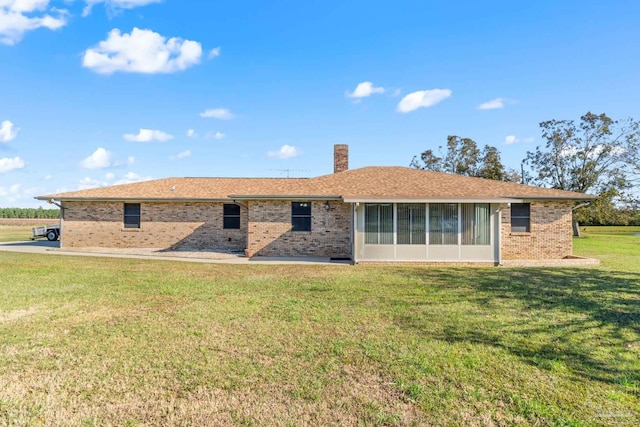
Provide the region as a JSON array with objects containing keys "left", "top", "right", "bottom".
[{"left": 353, "top": 202, "right": 500, "bottom": 262}]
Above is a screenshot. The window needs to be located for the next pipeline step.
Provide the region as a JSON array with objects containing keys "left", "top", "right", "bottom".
[
  {"left": 365, "top": 203, "right": 394, "bottom": 244},
  {"left": 223, "top": 204, "right": 241, "bottom": 229},
  {"left": 291, "top": 202, "right": 311, "bottom": 232},
  {"left": 429, "top": 203, "right": 458, "bottom": 245},
  {"left": 462, "top": 204, "right": 490, "bottom": 245},
  {"left": 123, "top": 203, "right": 140, "bottom": 229},
  {"left": 511, "top": 203, "right": 530, "bottom": 232},
  {"left": 397, "top": 204, "right": 426, "bottom": 245}
]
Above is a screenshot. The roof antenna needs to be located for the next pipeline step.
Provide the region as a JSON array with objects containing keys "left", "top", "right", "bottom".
[{"left": 269, "top": 168, "right": 310, "bottom": 178}]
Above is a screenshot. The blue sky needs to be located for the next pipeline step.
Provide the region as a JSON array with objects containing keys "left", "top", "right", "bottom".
[{"left": 1, "top": 0, "right": 639, "bottom": 207}]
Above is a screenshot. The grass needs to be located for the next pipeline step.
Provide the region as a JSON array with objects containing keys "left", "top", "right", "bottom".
[
  {"left": 574, "top": 226, "right": 640, "bottom": 272},
  {"left": 0, "top": 226, "right": 35, "bottom": 243},
  {"left": 579, "top": 225, "right": 640, "bottom": 235},
  {"left": 0, "top": 227, "right": 638, "bottom": 425}
]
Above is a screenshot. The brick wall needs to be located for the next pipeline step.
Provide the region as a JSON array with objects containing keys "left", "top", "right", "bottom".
[
  {"left": 246, "top": 200, "right": 351, "bottom": 258},
  {"left": 500, "top": 200, "right": 573, "bottom": 260},
  {"left": 61, "top": 201, "right": 247, "bottom": 250}
]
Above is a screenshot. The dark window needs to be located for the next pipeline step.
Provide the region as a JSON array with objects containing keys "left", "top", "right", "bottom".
[
  {"left": 365, "top": 203, "right": 394, "bottom": 244},
  {"left": 124, "top": 203, "right": 141, "bottom": 229},
  {"left": 291, "top": 202, "right": 311, "bottom": 232},
  {"left": 397, "top": 203, "right": 426, "bottom": 245},
  {"left": 223, "top": 204, "right": 241, "bottom": 229},
  {"left": 511, "top": 203, "right": 530, "bottom": 233},
  {"left": 461, "top": 203, "right": 490, "bottom": 245},
  {"left": 429, "top": 203, "right": 458, "bottom": 245}
]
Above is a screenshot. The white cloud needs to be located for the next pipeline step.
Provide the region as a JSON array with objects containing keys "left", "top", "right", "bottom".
[
  {"left": 171, "top": 149, "right": 191, "bottom": 160},
  {"left": 81, "top": 147, "right": 113, "bottom": 169},
  {"left": 78, "top": 176, "right": 101, "bottom": 190},
  {"left": 82, "top": 28, "right": 203, "bottom": 74},
  {"left": 0, "top": 120, "right": 19, "bottom": 142},
  {"left": 504, "top": 135, "right": 534, "bottom": 145},
  {"left": 0, "top": 156, "right": 25, "bottom": 173},
  {"left": 105, "top": 172, "right": 115, "bottom": 180},
  {"left": 478, "top": 97, "right": 506, "bottom": 110},
  {"left": 0, "top": 1, "right": 67, "bottom": 45},
  {"left": 200, "top": 108, "right": 234, "bottom": 120},
  {"left": 397, "top": 89, "right": 452, "bottom": 113},
  {"left": 82, "top": 0, "right": 161, "bottom": 17},
  {"left": 127, "top": 156, "right": 135, "bottom": 165},
  {"left": 0, "top": 183, "right": 44, "bottom": 207},
  {"left": 123, "top": 128, "right": 174, "bottom": 142},
  {"left": 0, "top": 183, "right": 21, "bottom": 196},
  {"left": 114, "top": 171, "right": 152, "bottom": 185},
  {"left": 268, "top": 145, "right": 299, "bottom": 159},
  {"left": 44, "top": 174, "right": 52, "bottom": 180},
  {"left": 186, "top": 129, "right": 197, "bottom": 138},
  {"left": 346, "top": 81, "right": 385, "bottom": 99},
  {"left": 504, "top": 135, "right": 518, "bottom": 145},
  {"left": 208, "top": 46, "right": 221, "bottom": 59},
  {"left": 205, "top": 131, "right": 225, "bottom": 140}
]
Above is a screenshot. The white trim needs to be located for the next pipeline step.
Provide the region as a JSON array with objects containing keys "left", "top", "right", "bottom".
[{"left": 343, "top": 198, "right": 523, "bottom": 203}]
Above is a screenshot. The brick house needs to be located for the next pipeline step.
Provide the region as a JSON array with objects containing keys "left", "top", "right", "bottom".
[{"left": 37, "top": 145, "right": 594, "bottom": 264}]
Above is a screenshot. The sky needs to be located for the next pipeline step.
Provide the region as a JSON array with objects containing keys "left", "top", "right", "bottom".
[{"left": 1, "top": 0, "right": 639, "bottom": 208}]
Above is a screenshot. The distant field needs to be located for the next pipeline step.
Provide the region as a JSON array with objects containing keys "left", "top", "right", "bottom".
[
  {"left": 0, "top": 221, "right": 57, "bottom": 243},
  {"left": 0, "top": 226, "right": 638, "bottom": 425},
  {"left": 0, "top": 226, "right": 35, "bottom": 243},
  {"left": 579, "top": 225, "right": 640, "bottom": 234},
  {"left": 0, "top": 218, "right": 59, "bottom": 226}
]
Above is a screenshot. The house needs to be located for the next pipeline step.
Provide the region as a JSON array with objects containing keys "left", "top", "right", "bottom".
[{"left": 36, "top": 145, "right": 595, "bottom": 264}]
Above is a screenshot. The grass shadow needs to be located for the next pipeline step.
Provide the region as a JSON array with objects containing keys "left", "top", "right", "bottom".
[{"left": 388, "top": 267, "right": 640, "bottom": 386}]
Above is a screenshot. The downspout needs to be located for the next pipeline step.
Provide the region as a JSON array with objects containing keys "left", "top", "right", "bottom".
[
  {"left": 46, "top": 198, "right": 65, "bottom": 247},
  {"left": 571, "top": 202, "right": 590, "bottom": 237},
  {"left": 496, "top": 205, "right": 504, "bottom": 266},
  {"left": 232, "top": 200, "right": 250, "bottom": 257},
  {"left": 351, "top": 203, "right": 357, "bottom": 264}
]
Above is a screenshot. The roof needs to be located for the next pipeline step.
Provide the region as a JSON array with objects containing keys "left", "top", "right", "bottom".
[{"left": 36, "top": 166, "right": 595, "bottom": 202}]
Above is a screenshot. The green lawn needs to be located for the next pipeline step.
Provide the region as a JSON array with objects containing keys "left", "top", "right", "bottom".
[
  {"left": 0, "top": 226, "right": 35, "bottom": 242},
  {"left": 574, "top": 227, "right": 640, "bottom": 272},
  {"left": 0, "top": 228, "right": 638, "bottom": 425}
]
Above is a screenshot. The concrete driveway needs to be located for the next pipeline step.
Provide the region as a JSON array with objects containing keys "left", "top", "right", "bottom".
[{"left": 0, "top": 240, "right": 351, "bottom": 265}]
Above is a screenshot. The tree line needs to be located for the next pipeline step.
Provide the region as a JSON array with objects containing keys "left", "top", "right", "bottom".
[
  {"left": 0, "top": 207, "right": 60, "bottom": 219},
  {"left": 411, "top": 112, "right": 640, "bottom": 226}
]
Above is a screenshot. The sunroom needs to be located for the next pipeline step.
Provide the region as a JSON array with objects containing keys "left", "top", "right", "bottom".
[{"left": 352, "top": 201, "right": 512, "bottom": 263}]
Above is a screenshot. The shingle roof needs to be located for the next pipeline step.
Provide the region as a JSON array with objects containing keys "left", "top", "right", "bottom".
[{"left": 37, "top": 166, "right": 595, "bottom": 201}]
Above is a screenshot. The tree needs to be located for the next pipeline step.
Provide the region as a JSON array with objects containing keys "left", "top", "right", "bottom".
[
  {"left": 477, "top": 145, "right": 504, "bottom": 180},
  {"left": 525, "top": 112, "right": 640, "bottom": 226},
  {"left": 411, "top": 135, "right": 518, "bottom": 181}
]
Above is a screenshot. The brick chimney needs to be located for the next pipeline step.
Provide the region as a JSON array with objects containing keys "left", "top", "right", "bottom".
[{"left": 334, "top": 144, "right": 349, "bottom": 173}]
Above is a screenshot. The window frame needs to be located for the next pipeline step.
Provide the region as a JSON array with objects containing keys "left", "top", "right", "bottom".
[
  {"left": 461, "top": 203, "right": 491, "bottom": 245},
  {"left": 510, "top": 203, "right": 531, "bottom": 233},
  {"left": 291, "top": 202, "right": 312, "bottom": 232},
  {"left": 364, "top": 203, "right": 394, "bottom": 245},
  {"left": 397, "top": 203, "right": 426, "bottom": 245},
  {"left": 123, "top": 203, "right": 141, "bottom": 229},
  {"left": 429, "top": 203, "right": 459, "bottom": 245},
  {"left": 223, "top": 203, "right": 241, "bottom": 230}
]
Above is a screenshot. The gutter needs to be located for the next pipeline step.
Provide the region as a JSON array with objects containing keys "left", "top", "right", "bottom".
[
  {"left": 34, "top": 197, "right": 235, "bottom": 203},
  {"left": 572, "top": 202, "right": 591, "bottom": 211},
  {"left": 505, "top": 195, "right": 597, "bottom": 201},
  {"left": 342, "top": 198, "right": 523, "bottom": 203},
  {"left": 228, "top": 195, "right": 343, "bottom": 201}
]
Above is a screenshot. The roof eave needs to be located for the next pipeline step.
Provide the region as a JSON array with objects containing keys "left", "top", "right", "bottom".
[
  {"left": 342, "top": 197, "right": 524, "bottom": 203},
  {"left": 36, "top": 196, "right": 235, "bottom": 203},
  {"left": 510, "top": 195, "right": 597, "bottom": 201},
  {"left": 229, "top": 195, "right": 343, "bottom": 201}
]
